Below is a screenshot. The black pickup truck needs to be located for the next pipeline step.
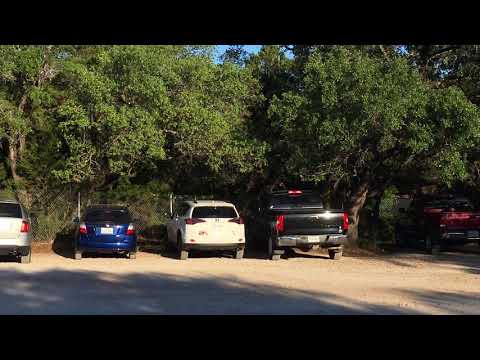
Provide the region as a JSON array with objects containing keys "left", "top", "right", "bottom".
[{"left": 248, "top": 189, "right": 348, "bottom": 260}]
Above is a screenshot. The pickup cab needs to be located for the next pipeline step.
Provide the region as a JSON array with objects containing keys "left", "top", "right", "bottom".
[
  {"left": 248, "top": 189, "right": 348, "bottom": 260},
  {"left": 395, "top": 196, "right": 480, "bottom": 253}
]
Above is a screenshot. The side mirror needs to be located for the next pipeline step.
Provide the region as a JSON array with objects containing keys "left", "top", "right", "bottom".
[{"left": 72, "top": 216, "right": 80, "bottom": 223}]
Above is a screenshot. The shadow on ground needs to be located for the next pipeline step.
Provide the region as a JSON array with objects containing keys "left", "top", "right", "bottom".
[
  {"left": 377, "top": 242, "right": 480, "bottom": 275},
  {"left": 138, "top": 242, "right": 334, "bottom": 261},
  {"left": 0, "top": 267, "right": 446, "bottom": 315}
]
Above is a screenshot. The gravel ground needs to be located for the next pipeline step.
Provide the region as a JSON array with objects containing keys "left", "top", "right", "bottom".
[{"left": 0, "top": 243, "right": 478, "bottom": 314}]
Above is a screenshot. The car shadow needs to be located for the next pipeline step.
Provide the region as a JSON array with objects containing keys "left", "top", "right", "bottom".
[
  {"left": 52, "top": 232, "right": 75, "bottom": 259},
  {"left": 0, "top": 255, "right": 20, "bottom": 263}
]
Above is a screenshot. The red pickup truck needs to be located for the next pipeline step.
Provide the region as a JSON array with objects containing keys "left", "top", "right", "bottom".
[{"left": 395, "top": 196, "right": 480, "bottom": 253}]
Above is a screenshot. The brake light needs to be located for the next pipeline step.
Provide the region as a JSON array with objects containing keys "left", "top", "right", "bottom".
[
  {"left": 126, "top": 224, "right": 135, "bottom": 236},
  {"left": 186, "top": 218, "right": 206, "bottom": 225},
  {"left": 276, "top": 215, "right": 285, "bottom": 233},
  {"left": 288, "top": 190, "right": 302, "bottom": 196},
  {"left": 342, "top": 212, "right": 349, "bottom": 231},
  {"left": 20, "top": 220, "right": 30, "bottom": 233},
  {"left": 79, "top": 223, "right": 87, "bottom": 234},
  {"left": 228, "top": 217, "right": 244, "bottom": 224}
]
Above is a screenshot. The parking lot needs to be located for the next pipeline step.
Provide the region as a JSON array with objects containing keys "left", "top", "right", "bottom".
[{"left": 0, "top": 243, "right": 478, "bottom": 315}]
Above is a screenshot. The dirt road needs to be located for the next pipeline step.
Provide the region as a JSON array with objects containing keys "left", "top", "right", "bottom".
[{"left": 0, "top": 245, "right": 478, "bottom": 314}]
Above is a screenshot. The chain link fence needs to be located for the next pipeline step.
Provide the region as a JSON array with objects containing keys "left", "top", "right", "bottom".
[{"left": 28, "top": 187, "right": 171, "bottom": 244}]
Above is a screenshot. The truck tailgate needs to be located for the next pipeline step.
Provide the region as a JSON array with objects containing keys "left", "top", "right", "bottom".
[
  {"left": 275, "top": 210, "right": 344, "bottom": 236},
  {"left": 442, "top": 212, "right": 480, "bottom": 229}
]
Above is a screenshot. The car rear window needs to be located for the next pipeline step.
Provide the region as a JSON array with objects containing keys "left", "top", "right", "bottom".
[
  {"left": 425, "top": 199, "right": 474, "bottom": 211},
  {"left": 192, "top": 206, "right": 237, "bottom": 218},
  {"left": 0, "top": 203, "right": 22, "bottom": 218},
  {"left": 269, "top": 193, "right": 323, "bottom": 207},
  {"left": 84, "top": 209, "right": 131, "bottom": 223}
]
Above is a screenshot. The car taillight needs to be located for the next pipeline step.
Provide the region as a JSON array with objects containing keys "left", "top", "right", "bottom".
[
  {"left": 342, "top": 212, "right": 349, "bottom": 231},
  {"left": 79, "top": 223, "right": 87, "bottom": 234},
  {"left": 126, "top": 224, "right": 135, "bottom": 235},
  {"left": 228, "top": 217, "right": 244, "bottom": 224},
  {"left": 288, "top": 190, "right": 302, "bottom": 196},
  {"left": 20, "top": 220, "right": 30, "bottom": 233},
  {"left": 276, "top": 215, "right": 285, "bottom": 233},
  {"left": 186, "top": 218, "right": 206, "bottom": 225}
]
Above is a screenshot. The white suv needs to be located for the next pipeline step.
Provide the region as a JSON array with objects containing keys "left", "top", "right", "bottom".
[
  {"left": 0, "top": 200, "right": 32, "bottom": 263},
  {"left": 166, "top": 200, "right": 245, "bottom": 260}
]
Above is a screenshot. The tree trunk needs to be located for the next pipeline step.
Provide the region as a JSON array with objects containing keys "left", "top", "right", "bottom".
[
  {"left": 370, "top": 190, "right": 384, "bottom": 247},
  {"left": 347, "top": 182, "right": 369, "bottom": 246}
]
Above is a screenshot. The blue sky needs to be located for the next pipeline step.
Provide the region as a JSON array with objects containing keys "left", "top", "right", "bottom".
[{"left": 215, "top": 45, "right": 262, "bottom": 62}]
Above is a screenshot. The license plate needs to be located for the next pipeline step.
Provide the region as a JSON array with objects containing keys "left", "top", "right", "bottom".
[
  {"left": 100, "top": 227, "right": 114, "bottom": 235},
  {"left": 307, "top": 235, "right": 320, "bottom": 243},
  {"left": 467, "top": 230, "right": 479, "bottom": 238}
]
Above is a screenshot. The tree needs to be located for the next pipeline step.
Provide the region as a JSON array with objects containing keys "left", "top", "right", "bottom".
[
  {"left": 51, "top": 46, "right": 266, "bottom": 195},
  {"left": 220, "top": 45, "right": 249, "bottom": 66},
  {"left": 268, "top": 47, "right": 480, "bottom": 244},
  {"left": 0, "top": 45, "right": 66, "bottom": 204}
]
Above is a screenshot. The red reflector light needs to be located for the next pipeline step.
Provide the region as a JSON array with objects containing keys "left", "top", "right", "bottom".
[
  {"left": 126, "top": 224, "right": 135, "bottom": 235},
  {"left": 186, "top": 218, "right": 206, "bottom": 225},
  {"left": 288, "top": 190, "right": 303, "bottom": 196},
  {"left": 228, "top": 217, "right": 244, "bottom": 224},
  {"left": 79, "top": 223, "right": 87, "bottom": 234},
  {"left": 342, "top": 212, "right": 349, "bottom": 231},
  {"left": 20, "top": 221, "right": 30, "bottom": 233},
  {"left": 276, "top": 215, "right": 285, "bottom": 233}
]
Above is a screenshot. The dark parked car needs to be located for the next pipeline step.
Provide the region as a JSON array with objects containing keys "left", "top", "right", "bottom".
[
  {"left": 248, "top": 189, "right": 348, "bottom": 260},
  {"left": 73, "top": 205, "right": 137, "bottom": 260},
  {"left": 395, "top": 195, "right": 480, "bottom": 253}
]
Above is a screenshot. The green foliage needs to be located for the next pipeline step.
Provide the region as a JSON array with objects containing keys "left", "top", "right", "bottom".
[
  {"left": 1, "top": 44, "right": 480, "bottom": 245},
  {"left": 268, "top": 47, "right": 480, "bottom": 191}
]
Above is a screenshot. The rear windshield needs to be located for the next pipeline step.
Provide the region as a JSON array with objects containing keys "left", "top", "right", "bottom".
[
  {"left": 269, "top": 193, "right": 323, "bottom": 207},
  {"left": 192, "top": 206, "right": 237, "bottom": 218},
  {"left": 425, "top": 200, "right": 474, "bottom": 211},
  {"left": 84, "top": 209, "right": 131, "bottom": 223},
  {"left": 0, "top": 203, "right": 22, "bottom": 218}
]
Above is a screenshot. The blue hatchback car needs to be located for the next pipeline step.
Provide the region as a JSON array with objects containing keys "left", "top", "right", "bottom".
[{"left": 73, "top": 205, "right": 137, "bottom": 260}]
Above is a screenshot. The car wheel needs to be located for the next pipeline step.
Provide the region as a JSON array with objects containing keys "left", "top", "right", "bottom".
[
  {"left": 20, "top": 248, "right": 31, "bottom": 264},
  {"left": 328, "top": 248, "right": 343, "bottom": 260},
  {"left": 74, "top": 250, "right": 82, "bottom": 260},
  {"left": 177, "top": 233, "right": 188, "bottom": 260},
  {"left": 179, "top": 250, "right": 189, "bottom": 260},
  {"left": 234, "top": 249, "right": 244, "bottom": 259},
  {"left": 395, "top": 230, "right": 405, "bottom": 248},
  {"left": 425, "top": 234, "right": 432, "bottom": 253},
  {"left": 431, "top": 246, "right": 441, "bottom": 255},
  {"left": 268, "top": 236, "right": 278, "bottom": 260}
]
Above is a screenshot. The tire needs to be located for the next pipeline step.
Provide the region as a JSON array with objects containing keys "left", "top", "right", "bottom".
[
  {"left": 425, "top": 234, "right": 433, "bottom": 253},
  {"left": 395, "top": 230, "right": 405, "bottom": 248},
  {"left": 328, "top": 249, "right": 343, "bottom": 260},
  {"left": 179, "top": 250, "right": 189, "bottom": 260},
  {"left": 177, "top": 233, "right": 188, "bottom": 260},
  {"left": 234, "top": 249, "right": 244, "bottom": 259},
  {"left": 129, "top": 251, "right": 136, "bottom": 260},
  {"left": 268, "top": 236, "right": 279, "bottom": 260},
  {"left": 271, "top": 254, "right": 281, "bottom": 261},
  {"left": 20, "top": 248, "right": 31, "bottom": 264},
  {"left": 74, "top": 250, "right": 82, "bottom": 260}
]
